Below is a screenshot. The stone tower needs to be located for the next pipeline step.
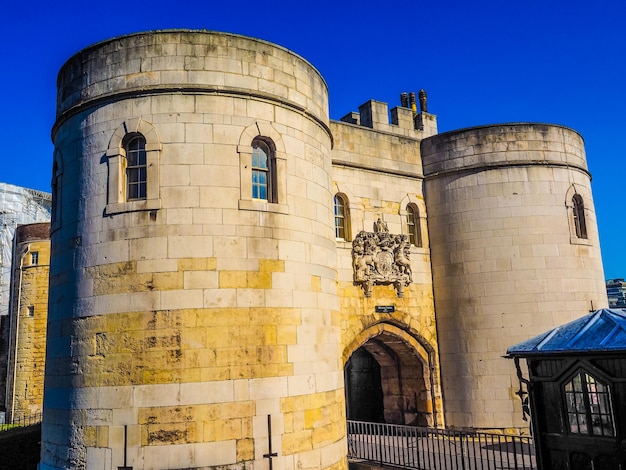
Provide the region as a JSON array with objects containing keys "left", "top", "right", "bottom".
[
  {"left": 5, "top": 222, "right": 50, "bottom": 421},
  {"left": 43, "top": 31, "right": 345, "bottom": 470},
  {"left": 421, "top": 124, "right": 608, "bottom": 431}
]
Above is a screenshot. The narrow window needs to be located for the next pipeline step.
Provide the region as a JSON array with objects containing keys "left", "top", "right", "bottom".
[
  {"left": 407, "top": 204, "right": 422, "bottom": 247},
  {"left": 564, "top": 371, "right": 614, "bottom": 437},
  {"left": 27, "top": 306, "right": 34, "bottom": 317},
  {"left": 30, "top": 252, "right": 39, "bottom": 266},
  {"left": 572, "top": 194, "right": 587, "bottom": 239},
  {"left": 51, "top": 160, "right": 59, "bottom": 227},
  {"left": 334, "top": 194, "right": 348, "bottom": 240},
  {"left": 251, "top": 138, "right": 276, "bottom": 202},
  {"left": 125, "top": 134, "right": 147, "bottom": 201}
]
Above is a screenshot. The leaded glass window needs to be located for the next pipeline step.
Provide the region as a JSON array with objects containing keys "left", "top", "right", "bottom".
[
  {"left": 334, "top": 194, "right": 347, "bottom": 240},
  {"left": 564, "top": 371, "right": 614, "bottom": 437},
  {"left": 126, "top": 134, "right": 147, "bottom": 201},
  {"left": 252, "top": 140, "right": 272, "bottom": 201},
  {"left": 573, "top": 194, "right": 587, "bottom": 239},
  {"left": 406, "top": 204, "right": 422, "bottom": 247}
]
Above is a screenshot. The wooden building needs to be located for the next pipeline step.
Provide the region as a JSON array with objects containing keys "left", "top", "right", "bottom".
[{"left": 508, "top": 308, "right": 626, "bottom": 470}]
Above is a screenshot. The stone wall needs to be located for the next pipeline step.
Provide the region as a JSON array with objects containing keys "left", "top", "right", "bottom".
[{"left": 330, "top": 102, "right": 444, "bottom": 427}]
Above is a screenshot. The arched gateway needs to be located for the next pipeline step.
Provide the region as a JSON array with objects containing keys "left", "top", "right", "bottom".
[{"left": 344, "top": 323, "right": 438, "bottom": 427}]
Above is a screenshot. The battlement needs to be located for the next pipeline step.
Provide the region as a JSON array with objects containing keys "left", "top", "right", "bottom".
[{"left": 339, "top": 90, "right": 438, "bottom": 138}]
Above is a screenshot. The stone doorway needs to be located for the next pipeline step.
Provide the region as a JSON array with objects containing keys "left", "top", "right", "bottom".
[{"left": 344, "top": 327, "right": 433, "bottom": 426}]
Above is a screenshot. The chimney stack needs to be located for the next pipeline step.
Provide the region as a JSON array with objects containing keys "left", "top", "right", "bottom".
[
  {"left": 409, "top": 92, "right": 417, "bottom": 114},
  {"left": 400, "top": 92, "right": 409, "bottom": 109},
  {"left": 419, "top": 89, "right": 428, "bottom": 113}
]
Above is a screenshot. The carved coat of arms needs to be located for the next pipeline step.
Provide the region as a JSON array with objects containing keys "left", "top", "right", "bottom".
[{"left": 352, "top": 221, "right": 412, "bottom": 297}]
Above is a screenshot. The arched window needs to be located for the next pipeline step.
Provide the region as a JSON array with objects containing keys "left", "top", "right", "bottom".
[
  {"left": 564, "top": 370, "right": 614, "bottom": 437},
  {"left": 105, "top": 118, "right": 161, "bottom": 215},
  {"left": 237, "top": 122, "right": 288, "bottom": 214},
  {"left": 251, "top": 137, "right": 276, "bottom": 202},
  {"left": 573, "top": 194, "right": 587, "bottom": 239},
  {"left": 334, "top": 194, "right": 350, "bottom": 240},
  {"left": 406, "top": 204, "right": 422, "bottom": 247},
  {"left": 125, "top": 133, "right": 147, "bottom": 201}
]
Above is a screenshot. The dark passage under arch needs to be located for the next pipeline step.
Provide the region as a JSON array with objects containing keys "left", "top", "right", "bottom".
[
  {"left": 345, "top": 348, "right": 385, "bottom": 423},
  {"left": 344, "top": 331, "right": 432, "bottom": 426}
]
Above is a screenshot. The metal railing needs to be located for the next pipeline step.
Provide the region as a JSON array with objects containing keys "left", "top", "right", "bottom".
[
  {"left": 347, "top": 420, "right": 536, "bottom": 470},
  {"left": 0, "top": 412, "right": 42, "bottom": 432}
]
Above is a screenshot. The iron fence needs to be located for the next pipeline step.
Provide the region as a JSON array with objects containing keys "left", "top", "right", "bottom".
[
  {"left": 0, "top": 412, "right": 42, "bottom": 432},
  {"left": 347, "top": 420, "right": 536, "bottom": 470}
]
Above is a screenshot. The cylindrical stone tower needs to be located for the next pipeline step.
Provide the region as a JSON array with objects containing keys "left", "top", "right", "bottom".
[
  {"left": 43, "top": 31, "right": 345, "bottom": 470},
  {"left": 5, "top": 223, "right": 50, "bottom": 421},
  {"left": 422, "top": 123, "right": 607, "bottom": 431}
]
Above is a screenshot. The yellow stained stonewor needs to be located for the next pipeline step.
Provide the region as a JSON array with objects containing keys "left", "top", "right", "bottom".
[
  {"left": 259, "top": 259, "right": 285, "bottom": 272},
  {"left": 178, "top": 257, "right": 218, "bottom": 271},
  {"left": 72, "top": 305, "right": 300, "bottom": 388},
  {"left": 236, "top": 438, "right": 254, "bottom": 461},
  {"left": 218, "top": 271, "right": 248, "bottom": 288}
]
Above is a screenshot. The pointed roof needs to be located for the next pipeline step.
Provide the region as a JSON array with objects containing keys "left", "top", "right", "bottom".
[{"left": 507, "top": 308, "right": 626, "bottom": 357}]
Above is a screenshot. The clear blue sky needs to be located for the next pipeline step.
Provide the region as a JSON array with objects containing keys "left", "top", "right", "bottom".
[{"left": 2, "top": 0, "right": 625, "bottom": 278}]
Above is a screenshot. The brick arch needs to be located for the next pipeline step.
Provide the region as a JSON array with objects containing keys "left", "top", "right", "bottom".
[
  {"left": 237, "top": 120, "right": 286, "bottom": 157},
  {"left": 343, "top": 322, "right": 441, "bottom": 427},
  {"left": 399, "top": 194, "right": 426, "bottom": 217},
  {"left": 107, "top": 118, "right": 161, "bottom": 152},
  {"left": 343, "top": 322, "right": 432, "bottom": 365},
  {"left": 332, "top": 182, "right": 356, "bottom": 207}
]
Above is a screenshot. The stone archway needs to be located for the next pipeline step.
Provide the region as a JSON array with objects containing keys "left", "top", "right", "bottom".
[{"left": 344, "top": 324, "right": 434, "bottom": 426}]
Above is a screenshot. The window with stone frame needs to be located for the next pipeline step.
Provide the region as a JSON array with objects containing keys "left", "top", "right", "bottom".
[
  {"left": 30, "top": 252, "right": 39, "bottom": 266},
  {"left": 334, "top": 194, "right": 350, "bottom": 240},
  {"left": 105, "top": 118, "right": 161, "bottom": 215},
  {"left": 237, "top": 121, "right": 288, "bottom": 214},
  {"left": 406, "top": 203, "right": 422, "bottom": 247}
]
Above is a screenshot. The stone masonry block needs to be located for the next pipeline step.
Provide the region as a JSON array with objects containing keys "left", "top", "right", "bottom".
[
  {"left": 168, "top": 236, "right": 214, "bottom": 258},
  {"left": 184, "top": 271, "right": 219, "bottom": 289},
  {"left": 192, "top": 440, "right": 237, "bottom": 467},
  {"left": 204, "top": 288, "right": 237, "bottom": 308},
  {"left": 249, "top": 377, "right": 288, "bottom": 400},
  {"left": 179, "top": 381, "right": 234, "bottom": 404},
  {"left": 219, "top": 271, "right": 248, "bottom": 288}
]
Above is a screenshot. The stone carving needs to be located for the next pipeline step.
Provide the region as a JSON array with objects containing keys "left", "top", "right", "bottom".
[
  {"left": 352, "top": 229, "right": 412, "bottom": 298},
  {"left": 374, "top": 217, "right": 388, "bottom": 233}
]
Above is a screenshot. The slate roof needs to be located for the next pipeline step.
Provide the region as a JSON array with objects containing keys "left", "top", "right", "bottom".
[{"left": 507, "top": 308, "right": 626, "bottom": 356}]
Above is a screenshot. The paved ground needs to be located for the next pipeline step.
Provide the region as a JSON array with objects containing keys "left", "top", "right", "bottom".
[
  {"left": 348, "top": 432, "right": 536, "bottom": 470},
  {"left": 0, "top": 424, "right": 40, "bottom": 470}
]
